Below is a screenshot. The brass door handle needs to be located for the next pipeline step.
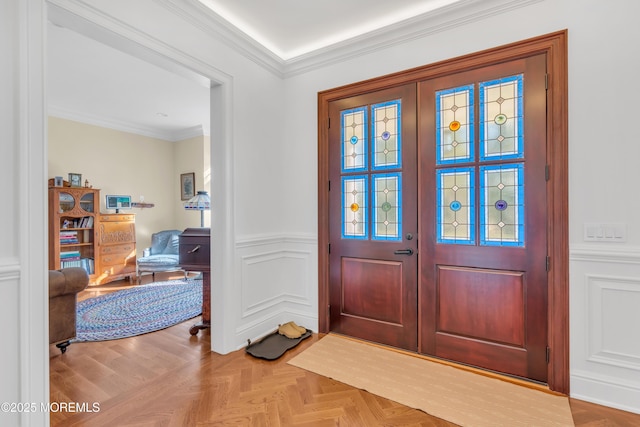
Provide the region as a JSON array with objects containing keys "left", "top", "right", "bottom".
[{"left": 187, "top": 245, "right": 201, "bottom": 254}]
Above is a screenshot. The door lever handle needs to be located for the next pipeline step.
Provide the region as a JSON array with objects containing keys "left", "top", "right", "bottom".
[{"left": 394, "top": 248, "right": 414, "bottom": 256}]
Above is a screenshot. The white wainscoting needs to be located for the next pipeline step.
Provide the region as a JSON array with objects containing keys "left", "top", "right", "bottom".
[
  {"left": 0, "top": 262, "right": 21, "bottom": 423},
  {"left": 234, "top": 234, "right": 318, "bottom": 349},
  {"left": 570, "top": 245, "right": 640, "bottom": 414}
]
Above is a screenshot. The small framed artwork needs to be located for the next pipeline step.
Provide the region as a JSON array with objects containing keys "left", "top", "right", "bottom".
[
  {"left": 68, "top": 173, "right": 82, "bottom": 187},
  {"left": 180, "top": 172, "right": 195, "bottom": 200},
  {"left": 54, "top": 176, "right": 63, "bottom": 187}
]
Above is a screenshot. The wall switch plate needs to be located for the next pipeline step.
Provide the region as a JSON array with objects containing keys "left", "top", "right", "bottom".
[{"left": 584, "top": 223, "right": 627, "bottom": 242}]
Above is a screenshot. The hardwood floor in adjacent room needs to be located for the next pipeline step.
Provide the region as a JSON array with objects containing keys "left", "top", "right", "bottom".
[{"left": 50, "top": 281, "right": 640, "bottom": 426}]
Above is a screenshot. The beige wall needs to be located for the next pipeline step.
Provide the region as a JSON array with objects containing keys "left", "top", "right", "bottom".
[
  {"left": 174, "top": 134, "right": 211, "bottom": 230},
  {"left": 48, "top": 117, "right": 210, "bottom": 255}
]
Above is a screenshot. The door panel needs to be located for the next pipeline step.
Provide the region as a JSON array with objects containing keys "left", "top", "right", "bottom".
[
  {"left": 419, "top": 54, "right": 548, "bottom": 382},
  {"left": 341, "top": 257, "right": 403, "bottom": 324},
  {"left": 329, "top": 84, "right": 418, "bottom": 351},
  {"left": 437, "top": 266, "right": 525, "bottom": 347}
]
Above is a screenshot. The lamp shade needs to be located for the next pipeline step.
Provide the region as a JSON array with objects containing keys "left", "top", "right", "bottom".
[
  {"left": 184, "top": 190, "right": 210, "bottom": 227},
  {"left": 184, "top": 190, "right": 210, "bottom": 210}
]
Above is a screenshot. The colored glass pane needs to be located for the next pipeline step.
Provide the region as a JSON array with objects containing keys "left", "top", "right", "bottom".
[
  {"left": 373, "top": 173, "right": 401, "bottom": 241},
  {"left": 479, "top": 75, "right": 523, "bottom": 160},
  {"left": 436, "top": 168, "right": 475, "bottom": 244},
  {"left": 436, "top": 84, "right": 474, "bottom": 164},
  {"left": 372, "top": 100, "right": 401, "bottom": 170},
  {"left": 479, "top": 164, "right": 524, "bottom": 246},
  {"left": 342, "top": 176, "right": 368, "bottom": 239},
  {"left": 341, "top": 107, "right": 367, "bottom": 172}
]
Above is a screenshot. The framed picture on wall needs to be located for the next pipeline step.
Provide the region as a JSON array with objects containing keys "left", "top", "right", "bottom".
[{"left": 180, "top": 172, "right": 195, "bottom": 200}]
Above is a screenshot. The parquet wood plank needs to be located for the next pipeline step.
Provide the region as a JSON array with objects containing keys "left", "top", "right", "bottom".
[{"left": 49, "top": 281, "right": 640, "bottom": 426}]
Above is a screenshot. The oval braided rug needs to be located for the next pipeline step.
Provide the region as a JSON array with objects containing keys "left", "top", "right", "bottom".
[{"left": 74, "top": 279, "right": 202, "bottom": 342}]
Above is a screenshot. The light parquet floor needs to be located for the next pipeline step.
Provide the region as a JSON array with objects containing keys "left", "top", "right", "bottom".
[{"left": 50, "top": 281, "right": 640, "bottom": 426}]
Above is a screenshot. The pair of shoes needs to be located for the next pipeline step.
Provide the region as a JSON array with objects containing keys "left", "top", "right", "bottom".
[{"left": 278, "top": 321, "right": 306, "bottom": 339}]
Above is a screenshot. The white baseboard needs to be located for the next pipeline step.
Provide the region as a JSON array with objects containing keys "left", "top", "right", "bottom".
[{"left": 571, "top": 370, "right": 640, "bottom": 415}]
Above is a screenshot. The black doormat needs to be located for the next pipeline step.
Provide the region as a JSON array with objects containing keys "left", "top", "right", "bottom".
[{"left": 246, "top": 328, "right": 312, "bottom": 360}]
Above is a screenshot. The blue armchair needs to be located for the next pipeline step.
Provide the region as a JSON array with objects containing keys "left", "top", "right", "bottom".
[{"left": 136, "top": 229, "right": 186, "bottom": 283}]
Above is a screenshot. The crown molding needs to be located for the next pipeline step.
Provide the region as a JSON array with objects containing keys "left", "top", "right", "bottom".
[
  {"left": 155, "top": 0, "right": 286, "bottom": 78},
  {"left": 160, "top": 0, "right": 544, "bottom": 78},
  {"left": 284, "top": 0, "right": 544, "bottom": 76},
  {"left": 48, "top": 105, "right": 206, "bottom": 142},
  {"left": 49, "top": 0, "right": 544, "bottom": 80}
]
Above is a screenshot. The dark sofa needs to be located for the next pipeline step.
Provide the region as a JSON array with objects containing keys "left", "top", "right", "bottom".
[{"left": 49, "top": 267, "right": 89, "bottom": 353}]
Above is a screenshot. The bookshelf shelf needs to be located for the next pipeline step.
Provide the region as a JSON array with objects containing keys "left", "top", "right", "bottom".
[{"left": 48, "top": 186, "right": 100, "bottom": 282}]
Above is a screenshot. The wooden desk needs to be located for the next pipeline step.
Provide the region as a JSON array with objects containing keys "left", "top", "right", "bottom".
[{"left": 178, "top": 228, "right": 210, "bottom": 336}]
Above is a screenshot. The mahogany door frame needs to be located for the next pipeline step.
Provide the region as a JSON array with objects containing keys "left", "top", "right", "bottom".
[{"left": 317, "top": 31, "right": 569, "bottom": 394}]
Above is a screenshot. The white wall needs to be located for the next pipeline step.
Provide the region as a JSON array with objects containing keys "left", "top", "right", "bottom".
[
  {"left": 282, "top": 0, "right": 640, "bottom": 414},
  {"left": 0, "top": 3, "right": 22, "bottom": 426},
  {"left": 2, "top": 0, "right": 49, "bottom": 425}
]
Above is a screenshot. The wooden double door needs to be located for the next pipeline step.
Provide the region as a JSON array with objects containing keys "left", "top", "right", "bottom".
[{"left": 328, "top": 54, "right": 549, "bottom": 382}]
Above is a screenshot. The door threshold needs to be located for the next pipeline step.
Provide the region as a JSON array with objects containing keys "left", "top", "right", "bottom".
[{"left": 327, "top": 332, "right": 563, "bottom": 396}]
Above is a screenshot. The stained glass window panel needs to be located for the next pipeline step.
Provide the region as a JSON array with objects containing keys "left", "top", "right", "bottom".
[
  {"left": 479, "top": 164, "right": 524, "bottom": 246},
  {"left": 341, "top": 107, "right": 368, "bottom": 172},
  {"left": 479, "top": 75, "right": 523, "bottom": 161},
  {"left": 436, "top": 84, "right": 474, "bottom": 165},
  {"left": 342, "top": 176, "right": 368, "bottom": 239},
  {"left": 436, "top": 168, "right": 475, "bottom": 244},
  {"left": 372, "top": 100, "right": 401, "bottom": 170},
  {"left": 373, "top": 173, "right": 401, "bottom": 241}
]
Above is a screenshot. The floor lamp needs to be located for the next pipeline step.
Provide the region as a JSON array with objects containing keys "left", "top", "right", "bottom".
[{"left": 184, "top": 190, "right": 210, "bottom": 227}]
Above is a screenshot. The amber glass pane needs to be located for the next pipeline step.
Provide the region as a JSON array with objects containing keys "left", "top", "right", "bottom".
[
  {"left": 436, "top": 84, "right": 474, "bottom": 164},
  {"left": 342, "top": 176, "right": 368, "bottom": 239}
]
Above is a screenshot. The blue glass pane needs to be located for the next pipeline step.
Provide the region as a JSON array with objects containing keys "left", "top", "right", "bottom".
[
  {"left": 341, "top": 107, "right": 368, "bottom": 172},
  {"left": 372, "top": 100, "right": 401, "bottom": 170},
  {"left": 342, "top": 176, "right": 368, "bottom": 239},
  {"left": 479, "top": 75, "right": 524, "bottom": 161},
  {"left": 436, "top": 167, "right": 475, "bottom": 244},
  {"left": 436, "top": 84, "right": 474, "bottom": 165},
  {"left": 479, "top": 164, "right": 525, "bottom": 246},
  {"left": 373, "top": 173, "right": 402, "bottom": 241}
]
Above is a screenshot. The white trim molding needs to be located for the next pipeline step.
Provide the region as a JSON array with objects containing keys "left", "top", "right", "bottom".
[
  {"left": 0, "top": 262, "right": 21, "bottom": 282},
  {"left": 159, "top": 0, "right": 544, "bottom": 77},
  {"left": 585, "top": 274, "right": 640, "bottom": 371},
  {"left": 48, "top": 107, "right": 208, "bottom": 142},
  {"left": 571, "top": 244, "right": 640, "bottom": 265}
]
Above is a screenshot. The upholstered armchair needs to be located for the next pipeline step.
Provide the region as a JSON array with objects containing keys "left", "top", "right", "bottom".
[
  {"left": 136, "top": 229, "right": 186, "bottom": 283},
  {"left": 49, "top": 267, "right": 89, "bottom": 353}
]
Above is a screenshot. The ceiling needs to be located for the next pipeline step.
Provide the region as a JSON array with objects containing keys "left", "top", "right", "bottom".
[
  {"left": 47, "top": 0, "right": 466, "bottom": 141},
  {"left": 197, "top": 0, "right": 462, "bottom": 60}
]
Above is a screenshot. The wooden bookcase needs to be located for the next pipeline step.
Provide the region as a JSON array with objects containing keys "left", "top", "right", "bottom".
[
  {"left": 48, "top": 186, "right": 100, "bottom": 282},
  {"left": 96, "top": 213, "right": 136, "bottom": 284}
]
